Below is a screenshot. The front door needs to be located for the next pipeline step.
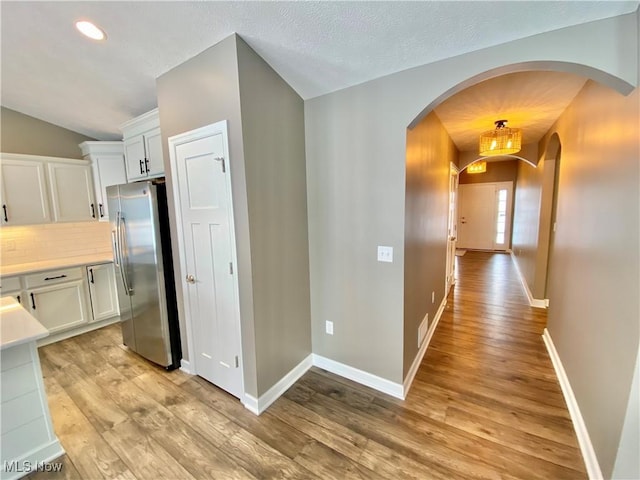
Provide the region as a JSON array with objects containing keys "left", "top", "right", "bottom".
[
  {"left": 171, "top": 122, "right": 243, "bottom": 399},
  {"left": 457, "top": 182, "right": 513, "bottom": 251}
]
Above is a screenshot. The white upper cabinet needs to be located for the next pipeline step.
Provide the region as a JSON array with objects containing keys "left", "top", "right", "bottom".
[
  {"left": 0, "top": 156, "right": 51, "bottom": 226},
  {"left": 79, "top": 141, "right": 127, "bottom": 221},
  {"left": 47, "top": 161, "right": 96, "bottom": 222},
  {"left": 121, "top": 109, "right": 164, "bottom": 182}
]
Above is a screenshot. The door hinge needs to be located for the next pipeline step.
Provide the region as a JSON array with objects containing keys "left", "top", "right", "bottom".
[
  {"left": 215, "top": 157, "right": 226, "bottom": 173},
  {"left": 229, "top": 262, "right": 234, "bottom": 274}
]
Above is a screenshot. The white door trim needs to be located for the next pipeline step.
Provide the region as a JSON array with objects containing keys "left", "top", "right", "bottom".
[{"left": 167, "top": 120, "right": 245, "bottom": 398}]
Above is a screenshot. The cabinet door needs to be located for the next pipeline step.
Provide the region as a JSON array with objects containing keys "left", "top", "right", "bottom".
[
  {"left": 48, "top": 163, "right": 96, "bottom": 222},
  {"left": 87, "top": 264, "right": 119, "bottom": 321},
  {"left": 124, "top": 136, "right": 147, "bottom": 182},
  {"left": 144, "top": 127, "right": 164, "bottom": 178},
  {"left": 0, "top": 159, "right": 51, "bottom": 225},
  {"left": 27, "top": 280, "right": 89, "bottom": 334},
  {"left": 93, "top": 154, "right": 126, "bottom": 221}
]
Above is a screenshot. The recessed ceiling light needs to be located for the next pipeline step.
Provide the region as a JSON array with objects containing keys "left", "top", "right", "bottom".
[{"left": 75, "top": 20, "right": 106, "bottom": 41}]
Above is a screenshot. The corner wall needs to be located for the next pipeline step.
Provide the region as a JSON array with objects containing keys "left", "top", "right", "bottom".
[
  {"left": 403, "top": 112, "right": 456, "bottom": 377},
  {"left": 544, "top": 81, "right": 639, "bottom": 478},
  {"left": 236, "top": 38, "right": 312, "bottom": 396},
  {"left": 156, "top": 35, "right": 259, "bottom": 397}
]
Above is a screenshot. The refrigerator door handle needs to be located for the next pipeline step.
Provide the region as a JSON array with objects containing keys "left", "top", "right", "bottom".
[
  {"left": 112, "top": 229, "right": 120, "bottom": 267},
  {"left": 115, "top": 212, "right": 131, "bottom": 295},
  {"left": 119, "top": 213, "right": 134, "bottom": 295}
]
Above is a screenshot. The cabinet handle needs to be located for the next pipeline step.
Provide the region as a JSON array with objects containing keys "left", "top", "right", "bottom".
[
  {"left": 30, "top": 293, "right": 36, "bottom": 310},
  {"left": 139, "top": 159, "right": 144, "bottom": 175},
  {"left": 99, "top": 204, "right": 104, "bottom": 218},
  {"left": 144, "top": 158, "right": 150, "bottom": 173},
  {"left": 44, "top": 274, "right": 67, "bottom": 281},
  {"left": 89, "top": 268, "right": 95, "bottom": 284},
  {"left": 2, "top": 204, "right": 7, "bottom": 222},
  {"left": 16, "top": 295, "right": 21, "bottom": 304},
  {"left": 90, "top": 203, "right": 96, "bottom": 218}
]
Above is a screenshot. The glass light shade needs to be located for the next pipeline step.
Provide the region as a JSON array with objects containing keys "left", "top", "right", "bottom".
[
  {"left": 467, "top": 161, "right": 487, "bottom": 174},
  {"left": 76, "top": 21, "right": 106, "bottom": 40},
  {"left": 479, "top": 122, "right": 522, "bottom": 156}
]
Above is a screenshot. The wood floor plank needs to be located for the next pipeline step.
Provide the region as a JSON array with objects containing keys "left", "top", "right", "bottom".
[
  {"left": 219, "top": 429, "right": 318, "bottom": 479},
  {"left": 294, "top": 440, "right": 385, "bottom": 480},
  {"left": 43, "top": 377, "right": 131, "bottom": 479},
  {"left": 101, "top": 419, "right": 195, "bottom": 480}
]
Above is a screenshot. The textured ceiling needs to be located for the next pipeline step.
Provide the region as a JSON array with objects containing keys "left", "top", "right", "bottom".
[
  {"left": 1, "top": 1, "right": 637, "bottom": 140},
  {"left": 434, "top": 71, "right": 588, "bottom": 153}
]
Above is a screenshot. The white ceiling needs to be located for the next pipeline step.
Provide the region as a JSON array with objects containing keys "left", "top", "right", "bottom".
[
  {"left": 1, "top": 1, "right": 638, "bottom": 141},
  {"left": 434, "top": 71, "right": 588, "bottom": 152}
]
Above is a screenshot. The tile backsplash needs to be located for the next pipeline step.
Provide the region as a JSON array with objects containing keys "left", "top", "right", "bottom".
[{"left": 0, "top": 222, "right": 112, "bottom": 266}]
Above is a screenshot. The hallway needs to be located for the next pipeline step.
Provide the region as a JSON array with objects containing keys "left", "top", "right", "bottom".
[{"left": 35, "top": 251, "right": 586, "bottom": 480}]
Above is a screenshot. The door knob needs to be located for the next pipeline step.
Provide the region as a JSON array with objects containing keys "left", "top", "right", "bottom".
[{"left": 186, "top": 274, "right": 196, "bottom": 284}]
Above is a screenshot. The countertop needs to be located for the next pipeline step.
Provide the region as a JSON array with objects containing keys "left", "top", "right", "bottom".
[
  {"left": 0, "top": 253, "right": 114, "bottom": 277},
  {"left": 0, "top": 296, "right": 49, "bottom": 350}
]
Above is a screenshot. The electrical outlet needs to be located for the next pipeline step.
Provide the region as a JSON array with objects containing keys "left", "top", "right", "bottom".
[
  {"left": 325, "top": 320, "right": 334, "bottom": 335},
  {"left": 377, "top": 246, "right": 393, "bottom": 263},
  {"left": 432, "top": 291, "right": 435, "bottom": 304}
]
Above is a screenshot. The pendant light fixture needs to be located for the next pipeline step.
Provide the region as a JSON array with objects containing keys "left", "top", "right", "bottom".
[{"left": 479, "top": 120, "right": 522, "bottom": 156}]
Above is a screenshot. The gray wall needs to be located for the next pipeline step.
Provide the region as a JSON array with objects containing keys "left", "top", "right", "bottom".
[
  {"left": 459, "top": 159, "right": 518, "bottom": 185},
  {"left": 511, "top": 157, "right": 548, "bottom": 299},
  {"left": 1, "top": 107, "right": 94, "bottom": 158},
  {"left": 157, "top": 34, "right": 311, "bottom": 398},
  {"left": 305, "top": 13, "right": 638, "bottom": 385},
  {"left": 403, "top": 112, "right": 457, "bottom": 376},
  {"left": 544, "top": 81, "right": 639, "bottom": 477},
  {"left": 156, "top": 35, "right": 259, "bottom": 396},
  {"left": 236, "top": 38, "right": 312, "bottom": 395},
  {"left": 612, "top": 349, "right": 640, "bottom": 479}
]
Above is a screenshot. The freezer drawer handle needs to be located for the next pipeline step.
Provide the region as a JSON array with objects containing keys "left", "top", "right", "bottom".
[
  {"left": 44, "top": 275, "right": 67, "bottom": 281},
  {"left": 30, "top": 293, "right": 36, "bottom": 310}
]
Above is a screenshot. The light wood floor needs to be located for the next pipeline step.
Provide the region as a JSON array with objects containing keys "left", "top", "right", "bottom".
[{"left": 34, "top": 251, "right": 586, "bottom": 479}]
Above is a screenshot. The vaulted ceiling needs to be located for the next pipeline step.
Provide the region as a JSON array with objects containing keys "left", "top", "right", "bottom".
[{"left": 1, "top": 1, "right": 637, "bottom": 142}]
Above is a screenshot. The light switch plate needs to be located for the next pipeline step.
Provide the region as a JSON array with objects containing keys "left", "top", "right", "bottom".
[
  {"left": 325, "top": 320, "right": 334, "bottom": 335},
  {"left": 377, "top": 246, "right": 393, "bottom": 263}
]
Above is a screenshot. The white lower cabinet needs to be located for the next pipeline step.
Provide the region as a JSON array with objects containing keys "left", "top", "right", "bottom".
[
  {"left": 1, "top": 262, "right": 120, "bottom": 345},
  {"left": 26, "top": 279, "right": 90, "bottom": 335},
  {"left": 87, "top": 263, "right": 119, "bottom": 321}
]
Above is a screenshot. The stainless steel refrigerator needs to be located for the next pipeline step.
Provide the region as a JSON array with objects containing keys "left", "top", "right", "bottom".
[{"left": 107, "top": 180, "right": 181, "bottom": 369}]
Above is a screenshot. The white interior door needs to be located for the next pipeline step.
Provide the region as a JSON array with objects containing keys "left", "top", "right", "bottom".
[
  {"left": 457, "top": 182, "right": 513, "bottom": 251},
  {"left": 171, "top": 123, "right": 243, "bottom": 399},
  {"left": 445, "top": 165, "right": 459, "bottom": 293}
]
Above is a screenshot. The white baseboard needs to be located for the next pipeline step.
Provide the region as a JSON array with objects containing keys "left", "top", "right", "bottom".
[
  {"left": 37, "top": 316, "right": 121, "bottom": 347},
  {"left": 179, "top": 359, "right": 193, "bottom": 375},
  {"left": 243, "top": 354, "right": 313, "bottom": 415},
  {"left": 312, "top": 354, "right": 404, "bottom": 400},
  {"left": 403, "top": 296, "right": 447, "bottom": 397},
  {"left": 509, "top": 252, "right": 548, "bottom": 309},
  {"left": 542, "top": 328, "right": 603, "bottom": 479}
]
